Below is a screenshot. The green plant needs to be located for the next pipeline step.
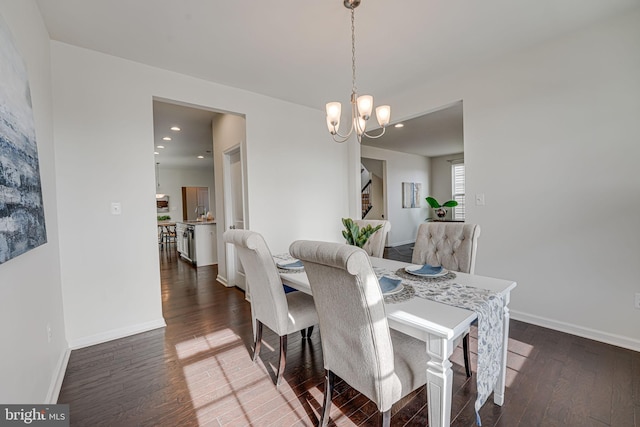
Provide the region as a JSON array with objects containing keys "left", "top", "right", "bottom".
[
  {"left": 341, "top": 218, "right": 383, "bottom": 249},
  {"left": 425, "top": 197, "right": 458, "bottom": 209},
  {"left": 157, "top": 215, "right": 171, "bottom": 221}
]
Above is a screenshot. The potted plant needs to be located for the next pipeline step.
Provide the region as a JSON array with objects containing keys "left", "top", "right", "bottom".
[
  {"left": 425, "top": 197, "right": 458, "bottom": 220},
  {"left": 342, "top": 218, "right": 383, "bottom": 248}
]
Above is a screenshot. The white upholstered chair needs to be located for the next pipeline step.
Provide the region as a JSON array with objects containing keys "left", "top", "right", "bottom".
[
  {"left": 412, "top": 222, "right": 481, "bottom": 377},
  {"left": 223, "top": 230, "right": 318, "bottom": 386},
  {"left": 352, "top": 219, "right": 391, "bottom": 258},
  {"left": 290, "top": 240, "right": 427, "bottom": 427}
]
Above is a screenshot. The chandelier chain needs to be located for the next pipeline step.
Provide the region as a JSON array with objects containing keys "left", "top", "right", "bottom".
[{"left": 351, "top": 7, "right": 357, "bottom": 95}]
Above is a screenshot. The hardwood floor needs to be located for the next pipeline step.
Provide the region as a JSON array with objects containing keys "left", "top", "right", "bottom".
[{"left": 58, "top": 244, "right": 640, "bottom": 426}]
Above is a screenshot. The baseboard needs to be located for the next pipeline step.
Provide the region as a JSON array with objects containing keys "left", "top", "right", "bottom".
[
  {"left": 387, "top": 240, "right": 415, "bottom": 248},
  {"left": 68, "top": 318, "right": 167, "bottom": 350},
  {"left": 216, "top": 274, "right": 231, "bottom": 287},
  {"left": 511, "top": 310, "right": 640, "bottom": 352},
  {"left": 46, "top": 346, "right": 71, "bottom": 404}
]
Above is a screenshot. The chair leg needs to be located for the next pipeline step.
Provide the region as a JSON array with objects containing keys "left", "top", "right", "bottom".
[
  {"left": 253, "top": 320, "right": 263, "bottom": 362},
  {"left": 463, "top": 332, "right": 472, "bottom": 378},
  {"left": 382, "top": 409, "right": 391, "bottom": 427},
  {"left": 301, "top": 325, "right": 314, "bottom": 339},
  {"left": 276, "top": 335, "right": 287, "bottom": 386},
  {"left": 319, "top": 370, "right": 334, "bottom": 427}
]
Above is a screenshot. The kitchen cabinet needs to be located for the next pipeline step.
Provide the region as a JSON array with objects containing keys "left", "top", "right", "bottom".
[{"left": 176, "top": 221, "right": 217, "bottom": 266}]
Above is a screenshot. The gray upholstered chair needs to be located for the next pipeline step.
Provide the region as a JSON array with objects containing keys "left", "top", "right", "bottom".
[
  {"left": 412, "top": 222, "right": 480, "bottom": 275},
  {"left": 290, "top": 240, "right": 427, "bottom": 427},
  {"left": 352, "top": 219, "right": 391, "bottom": 258},
  {"left": 223, "top": 230, "right": 318, "bottom": 386},
  {"left": 412, "top": 222, "right": 481, "bottom": 377}
]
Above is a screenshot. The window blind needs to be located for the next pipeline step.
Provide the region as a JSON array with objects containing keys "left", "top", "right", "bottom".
[{"left": 452, "top": 163, "right": 465, "bottom": 220}]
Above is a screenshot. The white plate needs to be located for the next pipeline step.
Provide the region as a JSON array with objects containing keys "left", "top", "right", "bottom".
[
  {"left": 404, "top": 264, "right": 448, "bottom": 277},
  {"left": 277, "top": 260, "right": 304, "bottom": 270}
]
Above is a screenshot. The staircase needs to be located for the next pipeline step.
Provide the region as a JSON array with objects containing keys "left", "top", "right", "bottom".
[{"left": 361, "top": 179, "right": 372, "bottom": 218}]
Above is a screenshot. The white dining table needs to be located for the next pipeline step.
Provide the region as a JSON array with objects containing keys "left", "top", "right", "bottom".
[{"left": 279, "top": 256, "right": 517, "bottom": 427}]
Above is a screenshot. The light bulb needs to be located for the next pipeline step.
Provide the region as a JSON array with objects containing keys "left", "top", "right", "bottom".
[
  {"left": 356, "top": 95, "right": 373, "bottom": 120},
  {"left": 375, "top": 105, "right": 391, "bottom": 127},
  {"left": 326, "top": 102, "right": 341, "bottom": 126},
  {"left": 355, "top": 117, "right": 366, "bottom": 136}
]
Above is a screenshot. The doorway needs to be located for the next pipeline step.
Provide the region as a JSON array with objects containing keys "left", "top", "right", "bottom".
[
  {"left": 360, "top": 158, "right": 386, "bottom": 221},
  {"left": 182, "top": 186, "right": 210, "bottom": 221}
]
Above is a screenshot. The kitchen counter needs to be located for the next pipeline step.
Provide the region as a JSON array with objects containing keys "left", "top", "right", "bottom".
[{"left": 179, "top": 220, "right": 217, "bottom": 225}]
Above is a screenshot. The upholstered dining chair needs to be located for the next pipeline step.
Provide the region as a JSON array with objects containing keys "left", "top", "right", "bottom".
[
  {"left": 223, "top": 229, "right": 318, "bottom": 386},
  {"left": 352, "top": 219, "right": 391, "bottom": 258},
  {"left": 290, "top": 240, "right": 427, "bottom": 427},
  {"left": 412, "top": 222, "right": 481, "bottom": 377}
]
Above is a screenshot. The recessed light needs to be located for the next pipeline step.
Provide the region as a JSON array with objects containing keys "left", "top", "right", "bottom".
[
  {"left": 394, "top": 123, "right": 404, "bottom": 128},
  {"left": 162, "top": 137, "right": 171, "bottom": 141},
  {"left": 197, "top": 155, "right": 204, "bottom": 159},
  {"left": 154, "top": 152, "right": 159, "bottom": 155},
  {"left": 170, "top": 126, "right": 181, "bottom": 131},
  {"left": 156, "top": 145, "right": 165, "bottom": 149}
]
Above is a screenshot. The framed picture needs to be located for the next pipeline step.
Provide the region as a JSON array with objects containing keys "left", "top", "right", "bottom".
[
  {"left": 402, "top": 182, "right": 421, "bottom": 208},
  {"left": 156, "top": 195, "right": 169, "bottom": 213},
  {"left": 0, "top": 16, "right": 47, "bottom": 264}
]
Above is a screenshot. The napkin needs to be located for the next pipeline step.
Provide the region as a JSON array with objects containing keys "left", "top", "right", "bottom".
[
  {"left": 379, "top": 276, "right": 402, "bottom": 294},
  {"left": 277, "top": 259, "right": 304, "bottom": 269},
  {"left": 412, "top": 264, "right": 443, "bottom": 275}
]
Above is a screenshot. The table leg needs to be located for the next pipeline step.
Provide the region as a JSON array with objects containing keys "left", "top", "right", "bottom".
[
  {"left": 493, "top": 294, "right": 511, "bottom": 406},
  {"left": 426, "top": 334, "right": 454, "bottom": 427}
]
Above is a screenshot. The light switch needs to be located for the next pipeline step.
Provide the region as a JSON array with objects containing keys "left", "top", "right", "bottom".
[
  {"left": 111, "top": 202, "right": 122, "bottom": 215},
  {"left": 475, "top": 193, "right": 485, "bottom": 206}
]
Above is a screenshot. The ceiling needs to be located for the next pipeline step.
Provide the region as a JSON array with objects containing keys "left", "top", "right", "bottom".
[
  {"left": 35, "top": 0, "right": 638, "bottom": 160},
  {"left": 363, "top": 101, "right": 463, "bottom": 157},
  {"left": 152, "top": 101, "right": 219, "bottom": 169}
]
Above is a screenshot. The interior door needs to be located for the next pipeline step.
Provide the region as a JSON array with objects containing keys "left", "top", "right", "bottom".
[{"left": 224, "top": 146, "right": 246, "bottom": 292}]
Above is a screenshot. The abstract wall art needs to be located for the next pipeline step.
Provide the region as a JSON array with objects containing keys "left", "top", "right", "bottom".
[
  {"left": 0, "top": 16, "right": 47, "bottom": 264},
  {"left": 402, "top": 182, "right": 422, "bottom": 208}
]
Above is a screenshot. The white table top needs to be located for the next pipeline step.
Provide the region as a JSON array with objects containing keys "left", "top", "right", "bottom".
[{"left": 279, "top": 257, "right": 516, "bottom": 343}]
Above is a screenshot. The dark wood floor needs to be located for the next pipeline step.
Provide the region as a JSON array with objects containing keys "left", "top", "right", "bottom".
[{"left": 58, "top": 243, "right": 640, "bottom": 426}]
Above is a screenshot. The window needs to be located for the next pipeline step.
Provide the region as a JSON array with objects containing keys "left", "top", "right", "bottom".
[{"left": 451, "top": 162, "right": 465, "bottom": 220}]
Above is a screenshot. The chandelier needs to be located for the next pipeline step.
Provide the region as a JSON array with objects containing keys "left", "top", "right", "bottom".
[{"left": 326, "top": 0, "right": 391, "bottom": 143}]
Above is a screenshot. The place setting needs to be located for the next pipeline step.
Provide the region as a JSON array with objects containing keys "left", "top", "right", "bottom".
[
  {"left": 273, "top": 254, "right": 306, "bottom": 274},
  {"left": 396, "top": 263, "right": 457, "bottom": 282}
]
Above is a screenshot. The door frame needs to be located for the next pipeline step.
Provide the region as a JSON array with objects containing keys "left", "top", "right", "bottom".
[{"left": 222, "top": 143, "right": 248, "bottom": 293}]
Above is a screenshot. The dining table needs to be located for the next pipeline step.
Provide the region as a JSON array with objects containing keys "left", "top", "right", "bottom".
[{"left": 278, "top": 256, "right": 517, "bottom": 427}]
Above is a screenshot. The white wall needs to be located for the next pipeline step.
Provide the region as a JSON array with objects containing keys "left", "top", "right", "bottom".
[
  {"left": 387, "top": 8, "right": 640, "bottom": 349},
  {"left": 156, "top": 166, "right": 215, "bottom": 221},
  {"left": 430, "top": 153, "right": 464, "bottom": 220},
  {"left": 0, "top": 0, "right": 67, "bottom": 403},
  {"left": 50, "top": 41, "right": 350, "bottom": 346},
  {"left": 361, "top": 145, "right": 430, "bottom": 246}
]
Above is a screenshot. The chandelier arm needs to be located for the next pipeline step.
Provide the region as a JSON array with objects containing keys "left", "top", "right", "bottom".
[
  {"left": 362, "top": 127, "right": 387, "bottom": 140},
  {"left": 331, "top": 134, "right": 350, "bottom": 143},
  {"left": 332, "top": 126, "right": 354, "bottom": 141}
]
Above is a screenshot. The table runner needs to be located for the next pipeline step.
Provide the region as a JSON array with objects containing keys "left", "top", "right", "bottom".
[{"left": 374, "top": 266, "right": 503, "bottom": 426}]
